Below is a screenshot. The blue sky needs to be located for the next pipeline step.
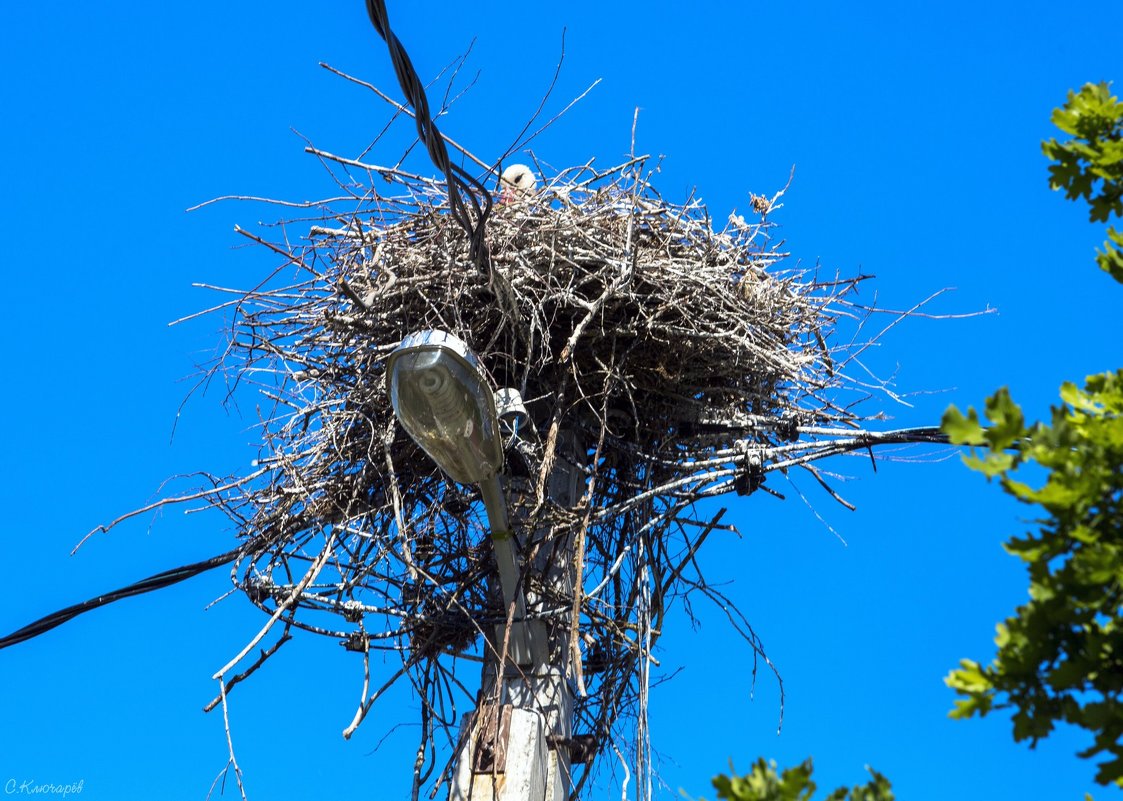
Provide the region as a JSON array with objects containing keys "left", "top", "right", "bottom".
[{"left": 1, "top": 2, "right": 1120, "bottom": 799}]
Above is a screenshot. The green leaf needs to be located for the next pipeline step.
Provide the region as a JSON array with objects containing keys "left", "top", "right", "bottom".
[
  {"left": 1046, "top": 658, "right": 1086, "bottom": 691},
  {"left": 962, "top": 450, "right": 1015, "bottom": 478},
  {"left": 982, "top": 388, "right": 1025, "bottom": 451},
  {"left": 1093, "top": 755, "right": 1123, "bottom": 786},
  {"left": 1096, "top": 227, "right": 1123, "bottom": 283},
  {"left": 941, "top": 404, "right": 985, "bottom": 445},
  {"left": 946, "top": 659, "right": 991, "bottom": 693}
]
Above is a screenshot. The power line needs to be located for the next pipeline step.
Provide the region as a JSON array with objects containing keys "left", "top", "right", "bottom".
[
  {"left": 0, "top": 547, "right": 243, "bottom": 650},
  {"left": 2, "top": 0, "right": 497, "bottom": 655},
  {"left": 363, "top": 0, "right": 493, "bottom": 271}
]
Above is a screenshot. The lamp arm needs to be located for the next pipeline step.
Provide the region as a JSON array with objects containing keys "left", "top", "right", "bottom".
[
  {"left": 479, "top": 475, "right": 511, "bottom": 536},
  {"left": 479, "top": 475, "right": 526, "bottom": 619}
]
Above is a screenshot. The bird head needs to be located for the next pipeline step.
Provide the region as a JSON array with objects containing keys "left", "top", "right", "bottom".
[{"left": 498, "top": 163, "right": 538, "bottom": 203}]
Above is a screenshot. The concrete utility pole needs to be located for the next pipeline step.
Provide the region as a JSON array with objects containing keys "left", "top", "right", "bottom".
[{"left": 449, "top": 431, "right": 582, "bottom": 801}]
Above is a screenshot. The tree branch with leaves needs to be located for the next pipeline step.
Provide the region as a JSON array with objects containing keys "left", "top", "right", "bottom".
[
  {"left": 701, "top": 758, "right": 893, "bottom": 801},
  {"left": 943, "top": 81, "right": 1123, "bottom": 788}
]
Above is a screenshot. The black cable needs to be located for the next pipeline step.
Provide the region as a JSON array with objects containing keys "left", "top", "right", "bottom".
[
  {"left": 0, "top": 546, "right": 245, "bottom": 650},
  {"left": 363, "top": 0, "right": 493, "bottom": 271},
  {"left": 2, "top": 1, "right": 495, "bottom": 653}
]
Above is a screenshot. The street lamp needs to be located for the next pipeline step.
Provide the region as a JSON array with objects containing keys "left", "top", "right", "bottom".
[
  {"left": 389, "top": 330, "right": 576, "bottom": 800},
  {"left": 386, "top": 329, "right": 537, "bottom": 665}
]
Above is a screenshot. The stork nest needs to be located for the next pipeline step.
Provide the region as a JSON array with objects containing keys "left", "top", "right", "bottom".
[{"left": 162, "top": 151, "right": 939, "bottom": 798}]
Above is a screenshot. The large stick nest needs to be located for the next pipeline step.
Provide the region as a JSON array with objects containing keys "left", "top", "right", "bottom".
[{"left": 174, "top": 150, "right": 938, "bottom": 797}]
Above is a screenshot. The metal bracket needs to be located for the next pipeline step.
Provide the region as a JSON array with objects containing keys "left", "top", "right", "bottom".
[
  {"left": 471, "top": 703, "right": 513, "bottom": 774},
  {"left": 546, "top": 733, "right": 598, "bottom": 765}
]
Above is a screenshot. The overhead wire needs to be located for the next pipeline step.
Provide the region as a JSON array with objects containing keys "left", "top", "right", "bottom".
[
  {"left": 0, "top": 546, "right": 244, "bottom": 650},
  {"left": 0, "top": 1, "right": 496, "bottom": 653},
  {"left": 363, "top": 0, "right": 494, "bottom": 272}
]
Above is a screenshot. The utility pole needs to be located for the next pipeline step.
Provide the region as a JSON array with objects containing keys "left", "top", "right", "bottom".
[{"left": 450, "top": 431, "right": 582, "bottom": 801}]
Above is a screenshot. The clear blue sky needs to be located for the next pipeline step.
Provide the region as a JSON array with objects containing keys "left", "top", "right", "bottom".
[{"left": 1, "top": 2, "right": 1120, "bottom": 799}]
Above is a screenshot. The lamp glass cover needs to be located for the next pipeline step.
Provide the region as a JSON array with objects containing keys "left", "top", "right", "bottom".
[{"left": 387, "top": 331, "right": 504, "bottom": 484}]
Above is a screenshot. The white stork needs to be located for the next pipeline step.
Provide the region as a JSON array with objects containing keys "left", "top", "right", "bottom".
[{"left": 499, "top": 163, "right": 538, "bottom": 203}]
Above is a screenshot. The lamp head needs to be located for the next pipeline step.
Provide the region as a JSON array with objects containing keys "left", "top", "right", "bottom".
[{"left": 386, "top": 330, "right": 504, "bottom": 484}]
